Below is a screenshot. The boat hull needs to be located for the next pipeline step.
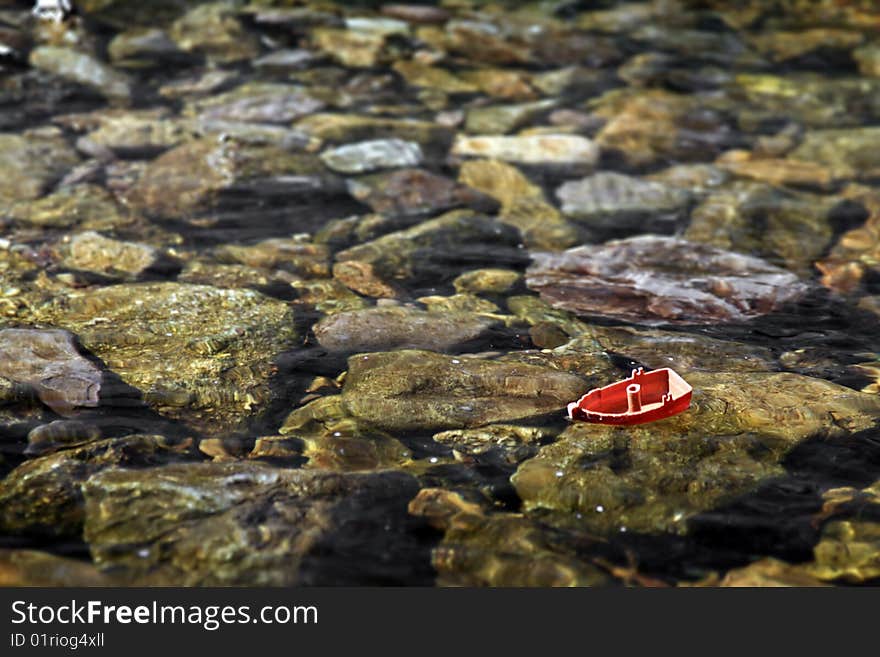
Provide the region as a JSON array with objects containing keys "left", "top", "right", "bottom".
[{"left": 567, "top": 367, "right": 692, "bottom": 425}]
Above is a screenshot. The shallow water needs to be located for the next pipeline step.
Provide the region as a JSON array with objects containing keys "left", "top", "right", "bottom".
[{"left": 1, "top": 0, "right": 880, "bottom": 586}]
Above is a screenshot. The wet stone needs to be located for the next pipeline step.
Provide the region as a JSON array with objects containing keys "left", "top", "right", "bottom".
[
  {"left": 313, "top": 305, "right": 498, "bottom": 354},
  {"left": 526, "top": 236, "right": 810, "bottom": 326},
  {"left": 334, "top": 210, "right": 525, "bottom": 292},
  {"left": 593, "top": 89, "right": 734, "bottom": 167},
  {"left": 513, "top": 371, "right": 880, "bottom": 535},
  {"left": 311, "top": 28, "right": 386, "bottom": 69},
  {"left": 82, "top": 462, "right": 426, "bottom": 585},
  {"left": 684, "top": 182, "right": 836, "bottom": 273},
  {"left": 41, "top": 283, "right": 297, "bottom": 434},
  {"left": 124, "top": 137, "right": 337, "bottom": 222},
  {"left": 320, "top": 139, "right": 423, "bottom": 174},
  {"left": 464, "top": 100, "right": 557, "bottom": 135},
  {"left": 346, "top": 168, "right": 498, "bottom": 218},
  {"left": 60, "top": 231, "right": 160, "bottom": 279},
  {"left": 107, "top": 27, "right": 184, "bottom": 67},
  {"left": 25, "top": 419, "right": 103, "bottom": 457},
  {"left": 75, "top": 111, "right": 191, "bottom": 158},
  {"left": 29, "top": 47, "right": 133, "bottom": 104},
  {"left": 341, "top": 349, "right": 588, "bottom": 433},
  {"left": 459, "top": 68, "right": 537, "bottom": 101},
  {"left": 295, "top": 113, "right": 452, "bottom": 149},
  {"left": 0, "top": 434, "right": 192, "bottom": 537},
  {"left": 788, "top": 128, "right": 880, "bottom": 180},
  {"left": 169, "top": 2, "right": 260, "bottom": 64},
  {"left": 453, "top": 269, "right": 522, "bottom": 296},
  {"left": 457, "top": 159, "right": 580, "bottom": 250},
  {"left": 433, "top": 424, "right": 556, "bottom": 464},
  {"left": 5, "top": 183, "right": 131, "bottom": 230},
  {"left": 415, "top": 293, "right": 503, "bottom": 316},
  {"left": 564, "top": 325, "right": 776, "bottom": 374},
  {"left": 381, "top": 5, "right": 450, "bottom": 25},
  {"left": 0, "top": 329, "right": 101, "bottom": 416},
  {"left": 452, "top": 134, "right": 599, "bottom": 170},
  {"left": 292, "top": 278, "right": 369, "bottom": 315},
  {"left": 715, "top": 558, "right": 827, "bottom": 587},
  {"left": 810, "top": 520, "right": 880, "bottom": 583},
  {"left": 854, "top": 43, "right": 880, "bottom": 77},
  {"left": 556, "top": 172, "right": 691, "bottom": 237},
  {"left": 0, "top": 131, "right": 80, "bottom": 210},
  {"left": 183, "top": 83, "right": 325, "bottom": 124},
  {"left": 278, "top": 395, "right": 411, "bottom": 471},
  {"left": 393, "top": 61, "right": 478, "bottom": 95},
  {"left": 418, "top": 501, "right": 610, "bottom": 587},
  {"left": 158, "top": 69, "right": 238, "bottom": 100},
  {"left": 216, "top": 238, "right": 329, "bottom": 278},
  {"left": 732, "top": 74, "right": 880, "bottom": 129},
  {"left": 0, "top": 549, "right": 113, "bottom": 586}
]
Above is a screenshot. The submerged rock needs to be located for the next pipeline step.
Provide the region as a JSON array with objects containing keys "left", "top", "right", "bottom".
[
  {"left": 0, "top": 549, "right": 112, "bottom": 586},
  {"left": 5, "top": 184, "right": 131, "bottom": 230},
  {"left": 788, "top": 127, "right": 880, "bottom": 179},
  {"left": 458, "top": 159, "right": 579, "bottom": 249},
  {"left": 25, "top": 419, "right": 103, "bottom": 456},
  {"left": 341, "top": 349, "right": 588, "bottom": 432},
  {"left": 29, "top": 47, "right": 132, "bottom": 103},
  {"left": 60, "top": 231, "right": 159, "bottom": 279},
  {"left": 564, "top": 325, "right": 776, "bottom": 374},
  {"left": 82, "top": 462, "right": 425, "bottom": 585},
  {"left": 0, "top": 329, "right": 101, "bottom": 416},
  {"left": 0, "top": 131, "right": 80, "bottom": 209},
  {"left": 556, "top": 172, "right": 691, "bottom": 236},
  {"left": 320, "top": 139, "right": 423, "bottom": 174},
  {"left": 334, "top": 210, "right": 525, "bottom": 292},
  {"left": 526, "top": 236, "right": 809, "bottom": 325},
  {"left": 815, "top": 186, "right": 880, "bottom": 293},
  {"left": 453, "top": 268, "right": 522, "bottom": 295},
  {"left": 810, "top": 520, "right": 880, "bottom": 583},
  {"left": 0, "top": 434, "right": 192, "bottom": 537},
  {"left": 393, "top": 61, "right": 478, "bottom": 94},
  {"left": 107, "top": 27, "right": 184, "bottom": 66},
  {"left": 513, "top": 371, "right": 880, "bottom": 535},
  {"left": 408, "top": 489, "right": 610, "bottom": 587},
  {"left": 433, "top": 424, "right": 555, "bottom": 464},
  {"left": 217, "top": 238, "right": 329, "bottom": 277},
  {"left": 278, "top": 395, "right": 411, "bottom": 471},
  {"left": 75, "top": 110, "right": 191, "bottom": 158},
  {"left": 124, "top": 137, "right": 335, "bottom": 220},
  {"left": 312, "top": 27, "right": 387, "bottom": 68},
  {"left": 684, "top": 182, "right": 836, "bottom": 273},
  {"left": 715, "top": 558, "right": 827, "bottom": 587},
  {"left": 296, "top": 114, "right": 452, "bottom": 147},
  {"left": 313, "top": 305, "right": 498, "bottom": 353},
  {"left": 184, "top": 82, "right": 324, "bottom": 124},
  {"left": 464, "top": 100, "right": 557, "bottom": 134},
  {"left": 452, "top": 134, "right": 599, "bottom": 169},
  {"left": 593, "top": 89, "right": 733, "bottom": 167},
  {"left": 169, "top": 2, "right": 259, "bottom": 63},
  {"left": 346, "top": 168, "right": 498, "bottom": 217},
  {"left": 41, "top": 283, "right": 297, "bottom": 433}
]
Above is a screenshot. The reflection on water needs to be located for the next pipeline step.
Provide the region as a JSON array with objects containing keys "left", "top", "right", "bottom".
[{"left": 1, "top": 0, "right": 879, "bottom": 586}]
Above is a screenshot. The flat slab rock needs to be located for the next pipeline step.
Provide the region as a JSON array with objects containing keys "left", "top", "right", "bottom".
[
  {"left": 341, "top": 349, "right": 588, "bottom": 432},
  {"left": 82, "top": 462, "right": 425, "bottom": 585},
  {"left": 313, "top": 305, "right": 498, "bottom": 353},
  {"left": 0, "top": 329, "right": 101, "bottom": 416},
  {"left": 526, "top": 236, "right": 809, "bottom": 325}
]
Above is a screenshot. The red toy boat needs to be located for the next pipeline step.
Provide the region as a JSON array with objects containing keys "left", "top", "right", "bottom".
[{"left": 567, "top": 367, "right": 692, "bottom": 425}]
